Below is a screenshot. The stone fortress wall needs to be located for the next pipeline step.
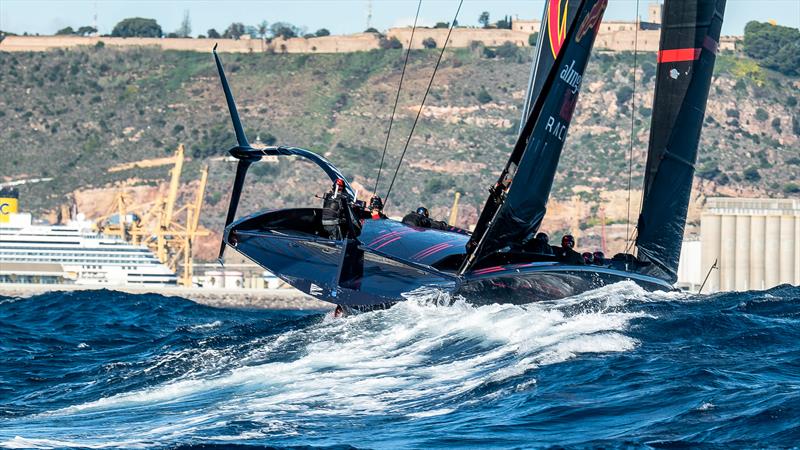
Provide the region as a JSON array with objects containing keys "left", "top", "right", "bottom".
[{"left": 0, "top": 3, "right": 738, "bottom": 54}]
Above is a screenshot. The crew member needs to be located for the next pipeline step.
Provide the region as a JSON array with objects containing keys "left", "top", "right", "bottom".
[
  {"left": 556, "top": 234, "right": 584, "bottom": 265},
  {"left": 402, "top": 206, "right": 449, "bottom": 230},
  {"left": 321, "top": 179, "right": 348, "bottom": 239},
  {"left": 592, "top": 251, "right": 606, "bottom": 265},
  {"left": 582, "top": 252, "right": 594, "bottom": 265},
  {"left": 402, "top": 206, "right": 431, "bottom": 227},
  {"left": 524, "top": 232, "right": 554, "bottom": 255},
  {"left": 368, "top": 195, "right": 385, "bottom": 220}
]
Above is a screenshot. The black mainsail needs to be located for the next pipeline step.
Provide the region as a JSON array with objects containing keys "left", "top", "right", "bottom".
[
  {"left": 635, "top": 0, "right": 726, "bottom": 282},
  {"left": 519, "top": 0, "right": 583, "bottom": 135},
  {"left": 462, "top": 0, "right": 607, "bottom": 272}
]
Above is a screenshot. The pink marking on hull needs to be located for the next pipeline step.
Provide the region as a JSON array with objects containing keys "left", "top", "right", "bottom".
[
  {"left": 412, "top": 242, "right": 451, "bottom": 260},
  {"left": 374, "top": 235, "right": 403, "bottom": 250},
  {"left": 369, "top": 230, "right": 407, "bottom": 247},
  {"left": 472, "top": 266, "right": 506, "bottom": 275}
]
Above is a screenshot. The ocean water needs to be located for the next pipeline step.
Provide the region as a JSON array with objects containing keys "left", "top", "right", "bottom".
[{"left": 0, "top": 282, "right": 798, "bottom": 449}]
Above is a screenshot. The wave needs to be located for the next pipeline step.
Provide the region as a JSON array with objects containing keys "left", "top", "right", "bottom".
[{"left": 2, "top": 282, "right": 798, "bottom": 448}]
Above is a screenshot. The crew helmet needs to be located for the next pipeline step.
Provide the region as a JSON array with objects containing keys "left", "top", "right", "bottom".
[
  {"left": 561, "top": 234, "right": 575, "bottom": 249},
  {"left": 416, "top": 206, "right": 429, "bottom": 218},
  {"left": 582, "top": 252, "right": 594, "bottom": 264}
]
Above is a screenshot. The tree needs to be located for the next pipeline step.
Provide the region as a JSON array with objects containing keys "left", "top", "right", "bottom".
[
  {"left": 76, "top": 26, "right": 97, "bottom": 36},
  {"left": 223, "top": 22, "right": 245, "bottom": 39},
  {"left": 178, "top": 10, "right": 191, "bottom": 38},
  {"left": 754, "top": 107, "right": 768, "bottom": 121},
  {"left": 207, "top": 28, "right": 221, "bottom": 39},
  {"left": 422, "top": 37, "right": 437, "bottom": 49},
  {"left": 364, "top": 27, "right": 379, "bottom": 33},
  {"left": 496, "top": 15, "right": 512, "bottom": 30},
  {"left": 528, "top": 32, "right": 539, "bottom": 46},
  {"left": 434, "top": 22, "right": 449, "bottom": 29},
  {"left": 55, "top": 26, "right": 75, "bottom": 35},
  {"left": 743, "top": 21, "right": 800, "bottom": 76},
  {"left": 257, "top": 20, "right": 268, "bottom": 40},
  {"left": 379, "top": 36, "right": 402, "bottom": 49},
  {"left": 271, "top": 22, "right": 298, "bottom": 39},
  {"left": 478, "top": 11, "right": 490, "bottom": 28},
  {"left": 111, "top": 17, "right": 163, "bottom": 38},
  {"left": 315, "top": 28, "right": 330, "bottom": 37}
]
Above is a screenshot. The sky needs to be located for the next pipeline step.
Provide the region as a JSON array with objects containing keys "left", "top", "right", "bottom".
[{"left": 1, "top": 0, "right": 798, "bottom": 38}]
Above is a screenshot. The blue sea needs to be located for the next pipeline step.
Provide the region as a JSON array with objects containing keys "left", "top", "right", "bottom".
[{"left": 1, "top": 282, "right": 798, "bottom": 449}]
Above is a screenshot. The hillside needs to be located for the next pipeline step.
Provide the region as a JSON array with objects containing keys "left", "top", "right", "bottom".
[{"left": 1, "top": 45, "right": 798, "bottom": 259}]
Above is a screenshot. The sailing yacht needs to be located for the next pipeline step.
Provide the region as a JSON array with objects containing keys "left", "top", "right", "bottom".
[{"left": 213, "top": 0, "right": 726, "bottom": 308}]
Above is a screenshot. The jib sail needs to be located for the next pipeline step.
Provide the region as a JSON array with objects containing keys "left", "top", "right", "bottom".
[
  {"left": 635, "top": 0, "right": 726, "bottom": 282},
  {"left": 462, "top": 0, "right": 607, "bottom": 273}
]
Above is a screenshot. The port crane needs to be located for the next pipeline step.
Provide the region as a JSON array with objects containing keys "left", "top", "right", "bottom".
[{"left": 95, "top": 144, "right": 209, "bottom": 285}]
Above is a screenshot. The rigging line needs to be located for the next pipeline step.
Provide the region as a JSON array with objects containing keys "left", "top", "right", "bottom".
[
  {"left": 624, "top": 0, "right": 640, "bottom": 255},
  {"left": 373, "top": 0, "right": 422, "bottom": 196},
  {"left": 383, "top": 0, "right": 464, "bottom": 207}
]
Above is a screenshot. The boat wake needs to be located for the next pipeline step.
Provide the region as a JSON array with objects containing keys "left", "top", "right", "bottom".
[{"left": 1, "top": 282, "right": 798, "bottom": 448}]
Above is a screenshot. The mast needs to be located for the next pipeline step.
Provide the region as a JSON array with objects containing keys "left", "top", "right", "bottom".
[
  {"left": 462, "top": 0, "right": 607, "bottom": 273},
  {"left": 635, "top": 0, "right": 726, "bottom": 282}
]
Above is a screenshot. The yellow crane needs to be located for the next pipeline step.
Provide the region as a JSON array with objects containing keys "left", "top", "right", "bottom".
[
  {"left": 449, "top": 192, "right": 461, "bottom": 226},
  {"left": 96, "top": 144, "right": 209, "bottom": 286}
]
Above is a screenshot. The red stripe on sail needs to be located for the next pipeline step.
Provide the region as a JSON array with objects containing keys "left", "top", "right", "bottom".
[{"left": 657, "top": 47, "right": 701, "bottom": 63}]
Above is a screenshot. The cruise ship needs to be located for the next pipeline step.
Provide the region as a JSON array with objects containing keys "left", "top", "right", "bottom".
[{"left": 0, "top": 189, "right": 177, "bottom": 286}]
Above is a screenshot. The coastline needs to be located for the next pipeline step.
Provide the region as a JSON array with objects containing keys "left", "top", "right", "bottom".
[{"left": 0, "top": 283, "right": 333, "bottom": 310}]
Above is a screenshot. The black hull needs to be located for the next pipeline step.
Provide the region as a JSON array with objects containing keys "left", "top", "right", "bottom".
[
  {"left": 457, "top": 264, "right": 671, "bottom": 305},
  {"left": 225, "top": 208, "right": 673, "bottom": 308}
]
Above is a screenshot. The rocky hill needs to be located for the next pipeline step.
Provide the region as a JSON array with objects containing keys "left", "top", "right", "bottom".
[{"left": 1, "top": 45, "right": 798, "bottom": 259}]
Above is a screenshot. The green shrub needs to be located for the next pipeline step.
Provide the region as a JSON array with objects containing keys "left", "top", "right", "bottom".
[
  {"left": 743, "top": 166, "right": 761, "bottom": 182},
  {"left": 476, "top": 86, "right": 492, "bottom": 104},
  {"left": 784, "top": 183, "right": 800, "bottom": 194},
  {"left": 771, "top": 117, "right": 781, "bottom": 132},
  {"left": 616, "top": 86, "right": 633, "bottom": 105},
  {"left": 422, "top": 37, "right": 437, "bottom": 49},
  {"left": 754, "top": 107, "right": 768, "bottom": 121},
  {"left": 495, "top": 41, "right": 518, "bottom": 59},
  {"left": 528, "top": 33, "right": 538, "bottom": 46},
  {"left": 424, "top": 176, "right": 452, "bottom": 194}
]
